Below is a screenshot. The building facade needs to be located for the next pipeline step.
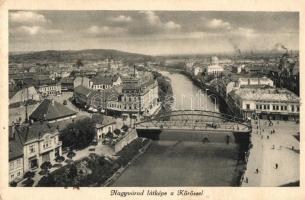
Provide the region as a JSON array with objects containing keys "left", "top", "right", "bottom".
[
  {"left": 37, "top": 83, "right": 61, "bottom": 96},
  {"left": 228, "top": 87, "right": 300, "bottom": 120}
]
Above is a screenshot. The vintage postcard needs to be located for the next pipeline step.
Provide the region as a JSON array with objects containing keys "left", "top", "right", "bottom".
[{"left": 0, "top": 0, "right": 304, "bottom": 200}]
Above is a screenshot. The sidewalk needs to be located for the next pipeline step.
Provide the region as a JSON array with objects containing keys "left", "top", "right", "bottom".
[{"left": 242, "top": 119, "right": 299, "bottom": 186}]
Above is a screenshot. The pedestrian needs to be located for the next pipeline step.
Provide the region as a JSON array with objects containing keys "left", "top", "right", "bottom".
[
  {"left": 292, "top": 146, "right": 294, "bottom": 151},
  {"left": 272, "top": 145, "right": 275, "bottom": 149},
  {"left": 267, "top": 135, "right": 269, "bottom": 139},
  {"left": 256, "top": 168, "right": 259, "bottom": 174},
  {"left": 275, "top": 163, "right": 278, "bottom": 169}
]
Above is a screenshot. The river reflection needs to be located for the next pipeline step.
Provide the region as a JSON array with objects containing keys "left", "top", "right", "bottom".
[{"left": 160, "top": 71, "right": 218, "bottom": 111}]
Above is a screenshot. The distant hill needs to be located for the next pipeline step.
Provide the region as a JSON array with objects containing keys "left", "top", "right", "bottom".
[{"left": 9, "top": 49, "right": 153, "bottom": 64}]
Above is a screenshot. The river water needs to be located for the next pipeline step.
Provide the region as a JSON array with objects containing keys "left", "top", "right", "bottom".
[{"left": 112, "top": 71, "right": 241, "bottom": 186}]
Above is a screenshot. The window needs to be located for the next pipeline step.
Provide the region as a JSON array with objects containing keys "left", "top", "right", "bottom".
[
  {"left": 291, "top": 105, "right": 295, "bottom": 112},
  {"left": 297, "top": 106, "right": 300, "bottom": 112},
  {"left": 267, "top": 105, "right": 270, "bottom": 110},
  {"left": 17, "top": 159, "right": 21, "bottom": 167},
  {"left": 246, "top": 104, "right": 250, "bottom": 109},
  {"left": 10, "top": 162, "right": 14, "bottom": 170},
  {"left": 263, "top": 105, "right": 266, "bottom": 110},
  {"left": 256, "top": 104, "right": 259, "bottom": 109},
  {"left": 43, "top": 137, "right": 52, "bottom": 149},
  {"left": 281, "top": 106, "right": 284, "bottom": 110},
  {"left": 29, "top": 145, "right": 35, "bottom": 153}
]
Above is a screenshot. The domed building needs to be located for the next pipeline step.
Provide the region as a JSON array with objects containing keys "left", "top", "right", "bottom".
[
  {"left": 211, "top": 56, "right": 219, "bottom": 65},
  {"left": 207, "top": 56, "right": 224, "bottom": 76}
]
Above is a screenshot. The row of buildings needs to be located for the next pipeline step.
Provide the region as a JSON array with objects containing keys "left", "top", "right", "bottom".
[
  {"left": 208, "top": 74, "right": 300, "bottom": 121},
  {"left": 73, "top": 72, "right": 160, "bottom": 117},
  {"left": 9, "top": 98, "right": 116, "bottom": 183},
  {"left": 184, "top": 52, "right": 299, "bottom": 121}
]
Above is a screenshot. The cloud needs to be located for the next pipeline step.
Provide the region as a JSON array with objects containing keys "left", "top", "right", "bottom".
[
  {"left": 235, "top": 27, "right": 255, "bottom": 37},
  {"left": 139, "top": 11, "right": 181, "bottom": 32},
  {"left": 109, "top": 15, "right": 132, "bottom": 23},
  {"left": 164, "top": 21, "right": 181, "bottom": 30},
  {"left": 201, "top": 18, "right": 232, "bottom": 30},
  {"left": 11, "top": 25, "right": 62, "bottom": 36},
  {"left": 10, "top": 11, "right": 47, "bottom": 25},
  {"left": 87, "top": 25, "right": 127, "bottom": 36}
]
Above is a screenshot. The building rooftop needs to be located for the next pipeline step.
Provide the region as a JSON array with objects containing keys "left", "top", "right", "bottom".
[
  {"left": 91, "top": 74, "right": 119, "bottom": 85},
  {"left": 15, "top": 122, "right": 59, "bottom": 144},
  {"left": 9, "top": 126, "right": 24, "bottom": 161},
  {"left": 74, "top": 85, "right": 92, "bottom": 96},
  {"left": 230, "top": 88, "right": 299, "bottom": 103},
  {"left": 29, "top": 99, "right": 77, "bottom": 121},
  {"left": 91, "top": 114, "right": 116, "bottom": 128}
]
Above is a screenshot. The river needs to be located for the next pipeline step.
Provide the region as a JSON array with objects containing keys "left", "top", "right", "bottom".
[{"left": 112, "top": 71, "right": 241, "bottom": 186}]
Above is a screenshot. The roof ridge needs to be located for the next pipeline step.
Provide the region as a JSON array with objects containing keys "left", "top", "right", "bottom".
[{"left": 45, "top": 99, "right": 52, "bottom": 120}]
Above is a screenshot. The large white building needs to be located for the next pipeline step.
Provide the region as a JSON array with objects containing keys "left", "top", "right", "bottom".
[
  {"left": 9, "top": 122, "right": 63, "bottom": 183},
  {"left": 226, "top": 77, "right": 274, "bottom": 94},
  {"left": 228, "top": 87, "right": 300, "bottom": 120},
  {"left": 206, "top": 56, "right": 224, "bottom": 76}
]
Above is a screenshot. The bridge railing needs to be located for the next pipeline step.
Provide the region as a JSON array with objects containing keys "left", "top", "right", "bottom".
[
  {"left": 136, "top": 115, "right": 252, "bottom": 133},
  {"left": 136, "top": 110, "right": 252, "bottom": 130}
]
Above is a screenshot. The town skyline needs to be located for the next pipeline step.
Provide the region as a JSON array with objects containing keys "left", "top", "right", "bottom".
[{"left": 9, "top": 10, "right": 299, "bottom": 55}]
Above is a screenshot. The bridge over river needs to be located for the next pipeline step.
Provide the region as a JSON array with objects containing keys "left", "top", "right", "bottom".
[{"left": 135, "top": 110, "right": 252, "bottom": 134}]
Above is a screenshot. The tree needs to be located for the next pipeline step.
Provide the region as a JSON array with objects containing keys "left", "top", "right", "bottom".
[
  {"left": 37, "top": 174, "right": 56, "bottom": 187},
  {"left": 40, "top": 161, "right": 52, "bottom": 176},
  {"left": 60, "top": 118, "right": 96, "bottom": 150},
  {"left": 121, "top": 124, "right": 129, "bottom": 132},
  {"left": 67, "top": 151, "right": 76, "bottom": 160},
  {"left": 113, "top": 129, "right": 121, "bottom": 136},
  {"left": 68, "top": 164, "right": 78, "bottom": 179},
  {"left": 10, "top": 181, "right": 17, "bottom": 187}
]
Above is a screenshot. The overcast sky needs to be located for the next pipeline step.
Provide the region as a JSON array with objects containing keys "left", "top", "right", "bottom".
[{"left": 9, "top": 10, "right": 299, "bottom": 55}]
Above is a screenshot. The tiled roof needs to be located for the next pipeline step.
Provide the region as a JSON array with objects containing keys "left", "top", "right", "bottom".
[
  {"left": 230, "top": 88, "right": 299, "bottom": 103},
  {"left": 91, "top": 114, "right": 116, "bottom": 127},
  {"left": 91, "top": 75, "right": 115, "bottom": 85},
  {"left": 29, "top": 99, "right": 76, "bottom": 121},
  {"left": 60, "top": 77, "right": 74, "bottom": 84},
  {"left": 9, "top": 126, "right": 24, "bottom": 161},
  {"left": 74, "top": 85, "right": 92, "bottom": 96},
  {"left": 15, "top": 122, "right": 59, "bottom": 144}
]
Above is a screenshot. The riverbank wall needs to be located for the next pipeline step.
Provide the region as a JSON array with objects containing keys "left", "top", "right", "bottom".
[
  {"left": 104, "top": 139, "right": 152, "bottom": 186},
  {"left": 113, "top": 130, "right": 138, "bottom": 153}
]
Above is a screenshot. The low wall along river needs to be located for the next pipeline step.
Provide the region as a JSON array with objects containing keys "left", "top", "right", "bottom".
[{"left": 112, "top": 71, "right": 250, "bottom": 186}]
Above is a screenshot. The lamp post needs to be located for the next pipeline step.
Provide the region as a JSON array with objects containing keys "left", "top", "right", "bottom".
[{"left": 205, "top": 88, "right": 209, "bottom": 110}]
